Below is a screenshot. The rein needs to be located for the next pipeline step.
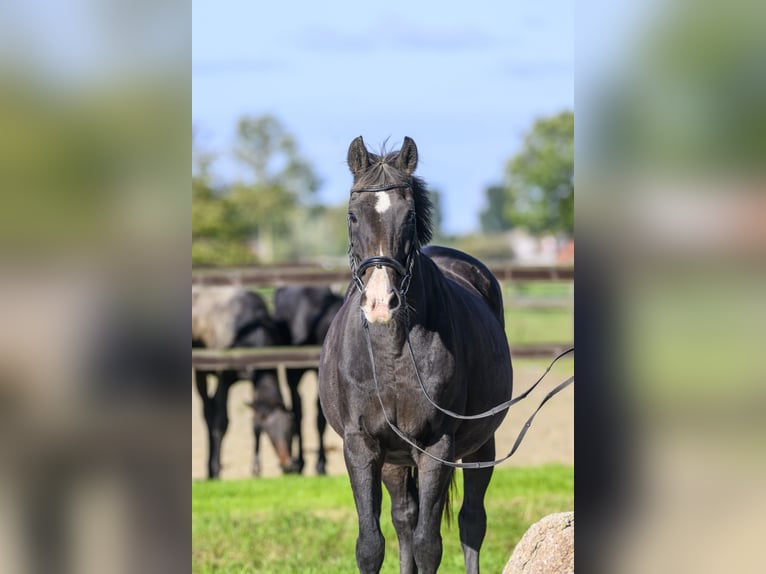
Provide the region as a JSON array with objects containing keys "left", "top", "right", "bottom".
[{"left": 361, "top": 305, "right": 574, "bottom": 470}]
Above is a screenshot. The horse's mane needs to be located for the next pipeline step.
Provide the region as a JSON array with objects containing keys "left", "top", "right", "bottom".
[{"left": 352, "top": 143, "right": 434, "bottom": 246}]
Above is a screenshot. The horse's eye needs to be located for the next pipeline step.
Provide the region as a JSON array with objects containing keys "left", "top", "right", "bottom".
[{"left": 348, "top": 213, "right": 358, "bottom": 224}]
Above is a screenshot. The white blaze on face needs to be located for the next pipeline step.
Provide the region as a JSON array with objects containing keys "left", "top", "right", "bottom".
[
  {"left": 374, "top": 192, "right": 391, "bottom": 213},
  {"left": 362, "top": 267, "right": 394, "bottom": 324}
]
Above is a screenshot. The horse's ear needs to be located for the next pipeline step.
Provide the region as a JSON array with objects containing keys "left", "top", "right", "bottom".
[
  {"left": 347, "top": 136, "right": 370, "bottom": 177},
  {"left": 397, "top": 136, "right": 418, "bottom": 175}
]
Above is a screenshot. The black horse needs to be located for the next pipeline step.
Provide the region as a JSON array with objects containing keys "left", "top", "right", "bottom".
[
  {"left": 193, "top": 286, "right": 295, "bottom": 479},
  {"left": 319, "top": 137, "right": 513, "bottom": 573},
  {"left": 272, "top": 285, "right": 343, "bottom": 475}
]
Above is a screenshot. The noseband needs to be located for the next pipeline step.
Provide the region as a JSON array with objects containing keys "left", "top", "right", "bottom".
[{"left": 348, "top": 182, "right": 417, "bottom": 296}]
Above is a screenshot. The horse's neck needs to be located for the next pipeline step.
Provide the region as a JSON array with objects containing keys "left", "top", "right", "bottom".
[{"left": 402, "top": 254, "right": 449, "bottom": 331}]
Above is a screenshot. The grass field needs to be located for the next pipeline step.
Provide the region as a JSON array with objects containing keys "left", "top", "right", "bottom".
[
  {"left": 503, "top": 282, "right": 573, "bottom": 345},
  {"left": 192, "top": 464, "right": 573, "bottom": 573}
]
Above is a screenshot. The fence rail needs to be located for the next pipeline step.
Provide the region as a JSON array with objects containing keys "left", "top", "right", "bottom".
[
  {"left": 192, "top": 263, "right": 573, "bottom": 371},
  {"left": 192, "top": 263, "right": 574, "bottom": 287},
  {"left": 192, "top": 342, "right": 574, "bottom": 371}
]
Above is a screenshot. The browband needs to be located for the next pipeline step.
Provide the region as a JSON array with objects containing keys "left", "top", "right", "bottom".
[{"left": 350, "top": 182, "right": 410, "bottom": 193}]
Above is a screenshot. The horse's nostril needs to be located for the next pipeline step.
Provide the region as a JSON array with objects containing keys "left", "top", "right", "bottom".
[{"left": 388, "top": 291, "right": 401, "bottom": 311}]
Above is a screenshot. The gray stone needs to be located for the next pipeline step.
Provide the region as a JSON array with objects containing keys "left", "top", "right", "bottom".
[{"left": 503, "top": 511, "right": 574, "bottom": 574}]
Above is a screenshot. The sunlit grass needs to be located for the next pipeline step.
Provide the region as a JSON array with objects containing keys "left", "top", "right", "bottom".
[{"left": 192, "top": 464, "right": 573, "bottom": 574}]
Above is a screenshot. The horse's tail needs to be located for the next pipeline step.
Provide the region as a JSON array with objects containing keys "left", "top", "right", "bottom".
[{"left": 443, "top": 468, "right": 457, "bottom": 527}]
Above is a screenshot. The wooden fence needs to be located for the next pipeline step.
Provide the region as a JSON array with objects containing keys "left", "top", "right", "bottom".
[
  {"left": 192, "top": 263, "right": 573, "bottom": 367},
  {"left": 192, "top": 263, "right": 574, "bottom": 287},
  {"left": 192, "top": 342, "right": 573, "bottom": 370}
]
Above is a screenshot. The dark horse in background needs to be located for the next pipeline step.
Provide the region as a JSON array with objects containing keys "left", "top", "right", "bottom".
[
  {"left": 192, "top": 286, "right": 296, "bottom": 479},
  {"left": 319, "top": 137, "right": 513, "bottom": 573},
  {"left": 269, "top": 286, "right": 343, "bottom": 475}
]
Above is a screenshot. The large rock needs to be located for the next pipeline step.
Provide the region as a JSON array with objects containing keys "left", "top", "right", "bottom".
[{"left": 503, "top": 511, "right": 574, "bottom": 574}]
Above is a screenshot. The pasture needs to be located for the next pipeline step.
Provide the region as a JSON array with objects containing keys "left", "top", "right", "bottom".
[
  {"left": 192, "top": 464, "right": 573, "bottom": 573},
  {"left": 192, "top": 274, "right": 573, "bottom": 571}
]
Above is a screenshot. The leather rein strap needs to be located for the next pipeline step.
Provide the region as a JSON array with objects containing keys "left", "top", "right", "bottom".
[{"left": 362, "top": 312, "right": 574, "bottom": 470}]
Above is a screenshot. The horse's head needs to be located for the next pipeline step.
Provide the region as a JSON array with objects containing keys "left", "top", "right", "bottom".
[{"left": 346, "top": 136, "right": 433, "bottom": 325}]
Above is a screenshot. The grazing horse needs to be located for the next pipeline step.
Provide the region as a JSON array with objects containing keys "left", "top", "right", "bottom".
[
  {"left": 192, "top": 286, "right": 295, "bottom": 479},
  {"left": 272, "top": 285, "right": 343, "bottom": 475},
  {"left": 319, "top": 137, "right": 513, "bottom": 573}
]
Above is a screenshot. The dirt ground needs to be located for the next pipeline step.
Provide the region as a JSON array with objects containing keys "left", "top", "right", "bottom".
[{"left": 192, "top": 360, "right": 573, "bottom": 480}]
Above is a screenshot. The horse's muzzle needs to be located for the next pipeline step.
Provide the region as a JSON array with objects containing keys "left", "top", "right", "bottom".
[{"left": 361, "top": 267, "right": 401, "bottom": 324}]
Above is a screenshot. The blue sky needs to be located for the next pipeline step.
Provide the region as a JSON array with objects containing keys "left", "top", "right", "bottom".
[{"left": 193, "top": 1, "right": 573, "bottom": 235}]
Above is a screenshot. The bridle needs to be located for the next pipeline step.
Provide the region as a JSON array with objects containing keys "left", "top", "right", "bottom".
[
  {"left": 348, "top": 181, "right": 416, "bottom": 296},
  {"left": 347, "top": 180, "right": 574, "bottom": 469}
]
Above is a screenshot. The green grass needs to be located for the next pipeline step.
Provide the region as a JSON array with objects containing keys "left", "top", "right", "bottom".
[
  {"left": 503, "top": 282, "right": 573, "bottom": 345},
  {"left": 505, "top": 306, "right": 573, "bottom": 345},
  {"left": 192, "top": 464, "right": 573, "bottom": 573}
]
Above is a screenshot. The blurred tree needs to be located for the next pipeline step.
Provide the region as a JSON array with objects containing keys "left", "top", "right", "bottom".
[
  {"left": 480, "top": 111, "right": 573, "bottom": 235},
  {"left": 229, "top": 115, "right": 320, "bottom": 262},
  {"left": 506, "top": 111, "right": 573, "bottom": 234},
  {"left": 192, "top": 136, "right": 255, "bottom": 265},
  {"left": 289, "top": 202, "right": 350, "bottom": 261},
  {"left": 191, "top": 115, "right": 326, "bottom": 265},
  {"left": 479, "top": 184, "right": 512, "bottom": 233}
]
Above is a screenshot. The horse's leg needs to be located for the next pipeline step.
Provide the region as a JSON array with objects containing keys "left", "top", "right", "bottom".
[
  {"left": 286, "top": 369, "right": 305, "bottom": 473},
  {"left": 315, "top": 395, "right": 327, "bottom": 475},
  {"left": 195, "top": 369, "right": 220, "bottom": 480},
  {"left": 252, "top": 423, "right": 262, "bottom": 477},
  {"left": 413, "top": 435, "right": 455, "bottom": 574},
  {"left": 459, "top": 437, "right": 496, "bottom": 574},
  {"left": 382, "top": 464, "right": 418, "bottom": 574},
  {"left": 207, "top": 370, "right": 235, "bottom": 479},
  {"left": 343, "top": 431, "right": 385, "bottom": 574}
]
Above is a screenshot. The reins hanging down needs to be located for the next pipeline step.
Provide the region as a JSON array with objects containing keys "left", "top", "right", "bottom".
[
  {"left": 409, "top": 342, "right": 574, "bottom": 420},
  {"left": 362, "top": 318, "right": 574, "bottom": 470}
]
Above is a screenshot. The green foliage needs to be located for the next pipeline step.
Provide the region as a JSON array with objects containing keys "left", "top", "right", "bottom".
[
  {"left": 480, "top": 111, "right": 574, "bottom": 235},
  {"left": 479, "top": 185, "right": 513, "bottom": 233},
  {"left": 287, "top": 202, "right": 350, "bottom": 261},
  {"left": 192, "top": 156, "right": 257, "bottom": 266},
  {"left": 192, "top": 115, "right": 325, "bottom": 265},
  {"left": 192, "top": 464, "right": 573, "bottom": 574},
  {"left": 228, "top": 115, "right": 321, "bottom": 262},
  {"left": 234, "top": 115, "right": 320, "bottom": 195},
  {"left": 594, "top": 2, "right": 766, "bottom": 172},
  {"left": 442, "top": 232, "right": 515, "bottom": 261},
  {"left": 503, "top": 282, "right": 574, "bottom": 344}
]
